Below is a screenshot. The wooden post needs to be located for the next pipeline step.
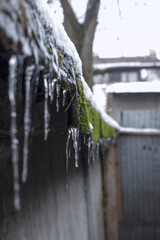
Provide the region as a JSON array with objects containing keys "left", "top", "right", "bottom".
[
  {"left": 102, "top": 143, "right": 118, "bottom": 240},
  {"left": 115, "top": 137, "right": 123, "bottom": 222}
]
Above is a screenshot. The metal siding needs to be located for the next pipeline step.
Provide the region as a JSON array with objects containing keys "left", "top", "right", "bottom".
[
  {"left": 120, "top": 109, "right": 160, "bottom": 128},
  {"left": 119, "top": 108, "right": 160, "bottom": 240}
]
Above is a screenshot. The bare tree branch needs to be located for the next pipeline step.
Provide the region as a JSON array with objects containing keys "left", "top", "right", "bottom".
[
  {"left": 84, "top": 0, "right": 100, "bottom": 28},
  {"left": 59, "top": 0, "right": 83, "bottom": 53},
  {"left": 60, "top": 0, "right": 79, "bottom": 30},
  {"left": 80, "top": 0, "right": 100, "bottom": 86},
  {"left": 117, "top": 0, "right": 122, "bottom": 20}
]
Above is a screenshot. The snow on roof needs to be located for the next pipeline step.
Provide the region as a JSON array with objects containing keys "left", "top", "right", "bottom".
[
  {"left": 36, "top": 0, "right": 82, "bottom": 75},
  {"left": 92, "top": 84, "right": 107, "bottom": 111},
  {"left": 93, "top": 62, "right": 160, "bottom": 72},
  {"left": 106, "top": 81, "right": 160, "bottom": 94},
  {"left": 81, "top": 78, "right": 120, "bottom": 130},
  {"left": 119, "top": 127, "right": 160, "bottom": 135}
]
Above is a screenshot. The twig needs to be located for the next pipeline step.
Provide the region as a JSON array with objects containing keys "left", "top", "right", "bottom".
[
  {"left": 64, "top": 92, "right": 76, "bottom": 112},
  {"left": 117, "top": 0, "right": 123, "bottom": 20}
]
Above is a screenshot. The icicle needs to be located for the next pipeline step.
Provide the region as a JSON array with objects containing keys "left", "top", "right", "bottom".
[
  {"left": 48, "top": 79, "right": 56, "bottom": 103},
  {"left": 88, "top": 137, "right": 92, "bottom": 165},
  {"left": 96, "top": 142, "right": 100, "bottom": 161},
  {"left": 33, "top": 73, "right": 40, "bottom": 101},
  {"left": 71, "top": 128, "right": 79, "bottom": 167},
  {"left": 90, "top": 140, "right": 94, "bottom": 162},
  {"left": 66, "top": 129, "right": 72, "bottom": 189},
  {"left": 44, "top": 78, "right": 50, "bottom": 141},
  {"left": 63, "top": 89, "right": 67, "bottom": 106},
  {"left": 56, "top": 83, "right": 61, "bottom": 112},
  {"left": 48, "top": 80, "right": 52, "bottom": 101},
  {"left": 79, "top": 138, "right": 81, "bottom": 151},
  {"left": 8, "top": 56, "right": 20, "bottom": 210},
  {"left": 92, "top": 142, "right": 96, "bottom": 163},
  {"left": 91, "top": 142, "right": 99, "bottom": 163},
  {"left": 51, "top": 80, "right": 56, "bottom": 102},
  {"left": 22, "top": 66, "right": 33, "bottom": 183}
]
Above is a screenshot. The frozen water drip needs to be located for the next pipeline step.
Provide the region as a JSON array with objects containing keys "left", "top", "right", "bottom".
[
  {"left": 56, "top": 83, "right": 61, "bottom": 112},
  {"left": 44, "top": 78, "right": 50, "bottom": 141},
  {"left": 8, "top": 56, "right": 20, "bottom": 210},
  {"left": 22, "top": 65, "right": 34, "bottom": 183},
  {"left": 66, "top": 129, "right": 72, "bottom": 189}
]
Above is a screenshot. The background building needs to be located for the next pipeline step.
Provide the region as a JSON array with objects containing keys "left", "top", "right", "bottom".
[{"left": 93, "top": 51, "right": 160, "bottom": 84}]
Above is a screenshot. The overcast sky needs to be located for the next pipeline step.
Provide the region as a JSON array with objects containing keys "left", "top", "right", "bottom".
[{"left": 53, "top": 0, "right": 160, "bottom": 59}]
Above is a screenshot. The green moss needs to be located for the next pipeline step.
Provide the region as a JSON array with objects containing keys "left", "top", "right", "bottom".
[
  {"left": 45, "top": 36, "right": 53, "bottom": 55},
  {"left": 86, "top": 101, "right": 101, "bottom": 142},
  {"left": 73, "top": 67, "right": 90, "bottom": 135},
  {"left": 101, "top": 119, "right": 115, "bottom": 138},
  {"left": 71, "top": 67, "right": 116, "bottom": 141},
  {"left": 57, "top": 47, "right": 63, "bottom": 67},
  {"left": 86, "top": 101, "right": 116, "bottom": 141}
]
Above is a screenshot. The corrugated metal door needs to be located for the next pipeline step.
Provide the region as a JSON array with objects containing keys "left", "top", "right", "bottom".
[
  {"left": 119, "top": 109, "right": 160, "bottom": 129},
  {"left": 119, "top": 109, "right": 160, "bottom": 240}
]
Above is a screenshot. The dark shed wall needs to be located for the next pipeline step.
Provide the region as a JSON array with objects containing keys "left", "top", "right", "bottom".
[
  {"left": 0, "top": 131, "right": 105, "bottom": 240},
  {"left": 0, "top": 0, "right": 106, "bottom": 237},
  {"left": 0, "top": 46, "right": 106, "bottom": 240},
  {"left": 0, "top": 69, "right": 105, "bottom": 239}
]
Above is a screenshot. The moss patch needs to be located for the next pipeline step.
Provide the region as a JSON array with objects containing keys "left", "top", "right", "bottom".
[
  {"left": 101, "top": 119, "right": 115, "bottom": 138},
  {"left": 57, "top": 47, "right": 63, "bottom": 67},
  {"left": 86, "top": 101, "right": 101, "bottom": 142},
  {"left": 73, "top": 66, "right": 116, "bottom": 140},
  {"left": 73, "top": 67, "right": 90, "bottom": 135},
  {"left": 86, "top": 101, "right": 116, "bottom": 141}
]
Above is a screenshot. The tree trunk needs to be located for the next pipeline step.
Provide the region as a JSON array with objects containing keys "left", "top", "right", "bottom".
[{"left": 60, "top": 0, "right": 100, "bottom": 87}]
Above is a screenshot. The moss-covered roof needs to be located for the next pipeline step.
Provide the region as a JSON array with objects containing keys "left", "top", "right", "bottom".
[
  {"left": 0, "top": 0, "right": 117, "bottom": 211},
  {"left": 0, "top": 0, "right": 116, "bottom": 142}
]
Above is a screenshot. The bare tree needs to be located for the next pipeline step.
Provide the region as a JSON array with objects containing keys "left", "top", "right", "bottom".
[{"left": 59, "top": 0, "right": 100, "bottom": 87}]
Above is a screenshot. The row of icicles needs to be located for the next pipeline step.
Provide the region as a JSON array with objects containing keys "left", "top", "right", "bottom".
[{"left": 8, "top": 56, "right": 100, "bottom": 210}]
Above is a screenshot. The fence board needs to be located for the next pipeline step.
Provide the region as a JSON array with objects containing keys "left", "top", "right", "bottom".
[{"left": 119, "top": 135, "right": 160, "bottom": 240}]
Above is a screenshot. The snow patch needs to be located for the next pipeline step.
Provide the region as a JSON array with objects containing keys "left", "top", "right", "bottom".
[
  {"left": 120, "top": 127, "right": 160, "bottom": 134},
  {"left": 37, "top": 0, "right": 82, "bottom": 75},
  {"left": 92, "top": 84, "right": 107, "bottom": 111},
  {"left": 94, "top": 62, "right": 160, "bottom": 71},
  {"left": 81, "top": 78, "right": 120, "bottom": 130},
  {"left": 106, "top": 81, "right": 160, "bottom": 94}
]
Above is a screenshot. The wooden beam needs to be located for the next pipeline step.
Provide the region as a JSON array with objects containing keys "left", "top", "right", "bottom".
[{"left": 101, "top": 144, "right": 118, "bottom": 240}]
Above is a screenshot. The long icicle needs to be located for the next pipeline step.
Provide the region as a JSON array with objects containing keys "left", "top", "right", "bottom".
[
  {"left": 66, "top": 129, "right": 72, "bottom": 189},
  {"left": 22, "top": 66, "right": 33, "bottom": 183},
  {"left": 71, "top": 128, "right": 79, "bottom": 167},
  {"left": 8, "top": 56, "right": 20, "bottom": 210},
  {"left": 88, "top": 137, "right": 92, "bottom": 165},
  {"left": 56, "top": 83, "right": 61, "bottom": 112},
  {"left": 63, "top": 89, "right": 67, "bottom": 107},
  {"left": 51, "top": 79, "right": 56, "bottom": 102},
  {"left": 96, "top": 142, "right": 100, "bottom": 161},
  {"left": 44, "top": 78, "right": 50, "bottom": 141},
  {"left": 48, "top": 78, "right": 55, "bottom": 103},
  {"left": 92, "top": 142, "right": 97, "bottom": 163}
]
